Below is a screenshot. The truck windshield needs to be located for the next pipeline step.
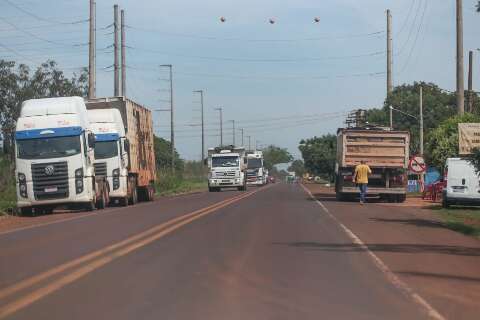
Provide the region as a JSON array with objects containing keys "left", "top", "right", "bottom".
[
  {"left": 17, "top": 136, "right": 81, "bottom": 159},
  {"left": 94, "top": 141, "right": 119, "bottom": 159},
  {"left": 248, "top": 158, "right": 262, "bottom": 169},
  {"left": 212, "top": 156, "right": 239, "bottom": 167}
]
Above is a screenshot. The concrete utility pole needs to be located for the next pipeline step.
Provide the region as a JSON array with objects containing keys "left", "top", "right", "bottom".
[
  {"left": 419, "top": 86, "right": 424, "bottom": 156},
  {"left": 247, "top": 135, "right": 251, "bottom": 151},
  {"left": 160, "top": 64, "right": 174, "bottom": 172},
  {"left": 88, "top": 0, "right": 96, "bottom": 99},
  {"left": 456, "top": 0, "right": 465, "bottom": 114},
  {"left": 386, "top": 9, "right": 393, "bottom": 96},
  {"left": 113, "top": 4, "right": 120, "bottom": 96},
  {"left": 468, "top": 50, "right": 473, "bottom": 113},
  {"left": 121, "top": 9, "right": 126, "bottom": 96},
  {"left": 229, "top": 120, "right": 235, "bottom": 146},
  {"left": 193, "top": 90, "right": 205, "bottom": 161},
  {"left": 239, "top": 128, "right": 244, "bottom": 147},
  {"left": 215, "top": 107, "right": 223, "bottom": 146}
]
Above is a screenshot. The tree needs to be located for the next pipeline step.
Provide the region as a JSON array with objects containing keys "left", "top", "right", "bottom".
[
  {"left": 468, "top": 148, "right": 480, "bottom": 175},
  {"left": 288, "top": 159, "right": 305, "bottom": 176},
  {"left": 299, "top": 134, "right": 336, "bottom": 181},
  {"left": 153, "top": 135, "right": 183, "bottom": 173},
  {"left": 425, "top": 113, "right": 480, "bottom": 170},
  {"left": 0, "top": 59, "right": 88, "bottom": 155},
  {"left": 262, "top": 145, "right": 293, "bottom": 170},
  {"left": 367, "top": 82, "right": 457, "bottom": 154}
]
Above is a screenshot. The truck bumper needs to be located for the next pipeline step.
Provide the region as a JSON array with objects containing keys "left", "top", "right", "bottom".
[
  {"left": 16, "top": 178, "right": 95, "bottom": 208},
  {"left": 339, "top": 187, "right": 406, "bottom": 195},
  {"left": 247, "top": 178, "right": 264, "bottom": 186},
  {"left": 209, "top": 178, "right": 243, "bottom": 188}
]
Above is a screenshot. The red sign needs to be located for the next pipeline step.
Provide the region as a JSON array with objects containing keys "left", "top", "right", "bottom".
[{"left": 409, "top": 156, "right": 426, "bottom": 173}]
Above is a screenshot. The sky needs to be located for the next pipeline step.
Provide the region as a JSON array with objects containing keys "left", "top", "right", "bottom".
[{"left": 1, "top": 0, "right": 480, "bottom": 160}]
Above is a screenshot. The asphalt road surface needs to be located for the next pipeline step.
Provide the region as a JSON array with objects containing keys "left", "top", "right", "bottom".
[{"left": 0, "top": 183, "right": 459, "bottom": 319}]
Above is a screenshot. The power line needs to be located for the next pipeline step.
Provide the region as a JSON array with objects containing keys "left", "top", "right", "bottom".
[
  {"left": 395, "top": 0, "right": 423, "bottom": 56},
  {"left": 395, "top": 0, "right": 416, "bottom": 36},
  {"left": 127, "top": 25, "right": 384, "bottom": 42},
  {"left": 127, "top": 46, "right": 385, "bottom": 63},
  {"left": 2, "top": 0, "right": 88, "bottom": 25}
]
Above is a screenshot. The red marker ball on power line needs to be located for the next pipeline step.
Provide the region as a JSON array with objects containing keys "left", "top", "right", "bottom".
[
  {"left": 314, "top": 17, "right": 320, "bottom": 23},
  {"left": 220, "top": 16, "right": 226, "bottom": 22},
  {"left": 269, "top": 18, "right": 275, "bottom": 24}
]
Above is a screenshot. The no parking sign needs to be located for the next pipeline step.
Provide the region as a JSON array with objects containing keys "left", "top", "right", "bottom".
[{"left": 409, "top": 156, "right": 426, "bottom": 174}]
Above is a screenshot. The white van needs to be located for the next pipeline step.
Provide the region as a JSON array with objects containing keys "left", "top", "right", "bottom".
[{"left": 443, "top": 158, "right": 480, "bottom": 207}]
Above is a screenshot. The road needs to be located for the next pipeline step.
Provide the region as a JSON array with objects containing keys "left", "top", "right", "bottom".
[{"left": 0, "top": 183, "right": 476, "bottom": 319}]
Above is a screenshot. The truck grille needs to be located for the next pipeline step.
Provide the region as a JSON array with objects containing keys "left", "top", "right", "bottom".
[
  {"left": 32, "top": 162, "right": 69, "bottom": 200},
  {"left": 94, "top": 162, "right": 107, "bottom": 176},
  {"left": 215, "top": 171, "right": 235, "bottom": 177}
]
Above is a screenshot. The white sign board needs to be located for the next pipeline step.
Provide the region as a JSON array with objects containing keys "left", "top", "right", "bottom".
[{"left": 458, "top": 123, "right": 480, "bottom": 155}]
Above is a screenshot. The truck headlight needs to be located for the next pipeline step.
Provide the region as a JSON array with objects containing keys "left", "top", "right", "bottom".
[
  {"left": 112, "top": 168, "right": 120, "bottom": 190},
  {"left": 18, "top": 173, "right": 27, "bottom": 198},
  {"left": 75, "top": 168, "right": 84, "bottom": 194}
]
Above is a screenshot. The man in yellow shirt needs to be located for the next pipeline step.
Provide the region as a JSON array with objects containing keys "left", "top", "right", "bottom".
[{"left": 353, "top": 160, "right": 372, "bottom": 204}]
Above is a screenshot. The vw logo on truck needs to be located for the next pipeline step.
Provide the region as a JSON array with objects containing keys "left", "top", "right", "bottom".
[{"left": 44, "top": 165, "right": 55, "bottom": 176}]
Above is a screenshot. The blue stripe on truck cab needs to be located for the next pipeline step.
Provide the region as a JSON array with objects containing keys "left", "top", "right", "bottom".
[
  {"left": 94, "top": 133, "right": 120, "bottom": 142},
  {"left": 15, "top": 126, "right": 83, "bottom": 140}
]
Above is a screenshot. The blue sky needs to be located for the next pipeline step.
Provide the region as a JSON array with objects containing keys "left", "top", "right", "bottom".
[{"left": 1, "top": 0, "right": 479, "bottom": 160}]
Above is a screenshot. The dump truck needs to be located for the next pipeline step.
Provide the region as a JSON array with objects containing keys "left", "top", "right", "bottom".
[
  {"left": 335, "top": 127, "right": 410, "bottom": 202},
  {"left": 86, "top": 97, "right": 156, "bottom": 203}
]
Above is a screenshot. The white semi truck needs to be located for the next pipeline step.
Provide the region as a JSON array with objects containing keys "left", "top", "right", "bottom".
[
  {"left": 15, "top": 97, "right": 109, "bottom": 214},
  {"left": 207, "top": 146, "right": 247, "bottom": 192},
  {"left": 87, "top": 108, "right": 130, "bottom": 206},
  {"left": 246, "top": 151, "right": 267, "bottom": 186}
]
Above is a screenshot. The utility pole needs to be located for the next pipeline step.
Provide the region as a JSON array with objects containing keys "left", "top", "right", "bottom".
[
  {"left": 456, "top": 0, "right": 465, "bottom": 114},
  {"left": 121, "top": 9, "right": 126, "bottom": 96},
  {"left": 239, "top": 128, "right": 244, "bottom": 147},
  {"left": 389, "top": 105, "right": 393, "bottom": 129},
  {"left": 247, "top": 135, "right": 251, "bottom": 151},
  {"left": 113, "top": 4, "right": 120, "bottom": 96},
  {"left": 215, "top": 107, "right": 223, "bottom": 146},
  {"left": 386, "top": 9, "right": 393, "bottom": 96},
  {"left": 160, "top": 64, "right": 174, "bottom": 172},
  {"left": 468, "top": 50, "right": 473, "bottom": 113},
  {"left": 193, "top": 90, "right": 205, "bottom": 161},
  {"left": 419, "top": 86, "right": 424, "bottom": 156},
  {"left": 88, "top": 0, "right": 96, "bottom": 99},
  {"left": 229, "top": 120, "right": 235, "bottom": 146}
]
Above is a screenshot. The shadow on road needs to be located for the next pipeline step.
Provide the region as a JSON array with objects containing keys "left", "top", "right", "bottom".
[
  {"left": 272, "top": 242, "right": 480, "bottom": 256},
  {"left": 370, "top": 217, "right": 446, "bottom": 229},
  {"left": 396, "top": 271, "right": 480, "bottom": 283}
]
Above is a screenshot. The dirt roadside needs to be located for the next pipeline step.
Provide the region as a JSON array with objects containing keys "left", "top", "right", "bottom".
[{"left": 304, "top": 183, "right": 480, "bottom": 320}]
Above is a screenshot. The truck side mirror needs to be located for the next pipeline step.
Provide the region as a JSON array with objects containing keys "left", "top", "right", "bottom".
[{"left": 88, "top": 133, "right": 95, "bottom": 148}]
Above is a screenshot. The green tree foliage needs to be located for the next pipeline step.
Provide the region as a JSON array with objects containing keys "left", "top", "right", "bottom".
[
  {"left": 0, "top": 59, "right": 87, "bottom": 154},
  {"left": 299, "top": 134, "right": 336, "bottom": 181},
  {"left": 425, "top": 113, "right": 480, "bottom": 169},
  {"left": 287, "top": 159, "right": 305, "bottom": 176},
  {"left": 262, "top": 145, "right": 293, "bottom": 170},
  {"left": 366, "top": 82, "right": 457, "bottom": 154},
  {"left": 153, "top": 135, "right": 183, "bottom": 172}
]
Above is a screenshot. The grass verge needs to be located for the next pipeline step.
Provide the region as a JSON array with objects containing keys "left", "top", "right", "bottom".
[
  {"left": 0, "top": 155, "right": 16, "bottom": 215},
  {"left": 429, "top": 206, "right": 480, "bottom": 238},
  {"left": 155, "top": 171, "right": 207, "bottom": 196}
]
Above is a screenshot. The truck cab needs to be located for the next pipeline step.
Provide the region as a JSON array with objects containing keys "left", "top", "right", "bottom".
[
  {"left": 88, "top": 109, "right": 130, "bottom": 206},
  {"left": 15, "top": 97, "right": 107, "bottom": 214},
  {"left": 246, "top": 151, "right": 266, "bottom": 186},
  {"left": 208, "top": 147, "right": 247, "bottom": 192}
]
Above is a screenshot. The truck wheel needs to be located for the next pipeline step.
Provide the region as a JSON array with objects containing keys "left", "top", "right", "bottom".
[
  {"left": 129, "top": 186, "right": 138, "bottom": 205},
  {"left": 119, "top": 196, "right": 129, "bottom": 207},
  {"left": 336, "top": 193, "right": 344, "bottom": 201},
  {"left": 85, "top": 201, "right": 96, "bottom": 211},
  {"left": 397, "top": 194, "right": 406, "bottom": 203}
]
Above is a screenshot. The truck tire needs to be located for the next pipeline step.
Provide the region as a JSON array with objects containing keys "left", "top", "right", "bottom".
[
  {"left": 20, "top": 207, "right": 33, "bottom": 216},
  {"left": 129, "top": 186, "right": 138, "bottom": 205},
  {"left": 336, "top": 192, "right": 345, "bottom": 201},
  {"left": 119, "top": 196, "right": 129, "bottom": 207},
  {"left": 85, "top": 201, "right": 96, "bottom": 211},
  {"left": 397, "top": 194, "right": 406, "bottom": 203}
]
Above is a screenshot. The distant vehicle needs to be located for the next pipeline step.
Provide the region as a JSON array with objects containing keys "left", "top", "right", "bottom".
[
  {"left": 15, "top": 97, "right": 109, "bottom": 215},
  {"left": 86, "top": 97, "right": 156, "bottom": 204},
  {"left": 207, "top": 146, "right": 247, "bottom": 192},
  {"left": 443, "top": 158, "right": 480, "bottom": 207},
  {"left": 246, "top": 151, "right": 267, "bottom": 186},
  {"left": 335, "top": 127, "right": 410, "bottom": 202},
  {"left": 268, "top": 176, "right": 276, "bottom": 183}
]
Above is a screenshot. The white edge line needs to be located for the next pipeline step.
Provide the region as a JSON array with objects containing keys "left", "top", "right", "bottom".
[{"left": 300, "top": 184, "right": 446, "bottom": 320}]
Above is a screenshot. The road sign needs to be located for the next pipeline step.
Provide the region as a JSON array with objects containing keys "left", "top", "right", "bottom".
[
  {"left": 458, "top": 123, "right": 480, "bottom": 155},
  {"left": 409, "top": 156, "right": 426, "bottom": 173}
]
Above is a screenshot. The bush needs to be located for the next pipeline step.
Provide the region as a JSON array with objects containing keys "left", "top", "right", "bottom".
[{"left": 0, "top": 155, "right": 16, "bottom": 214}]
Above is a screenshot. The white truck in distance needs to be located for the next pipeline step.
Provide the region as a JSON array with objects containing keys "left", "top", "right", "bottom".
[
  {"left": 15, "top": 97, "right": 109, "bottom": 214},
  {"left": 246, "top": 151, "right": 267, "bottom": 186},
  {"left": 207, "top": 146, "right": 247, "bottom": 192},
  {"left": 87, "top": 108, "right": 130, "bottom": 206}
]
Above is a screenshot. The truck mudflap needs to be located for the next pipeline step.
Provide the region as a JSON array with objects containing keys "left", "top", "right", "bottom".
[{"left": 337, "top": 187, "right": 406, "bottom": 203}]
